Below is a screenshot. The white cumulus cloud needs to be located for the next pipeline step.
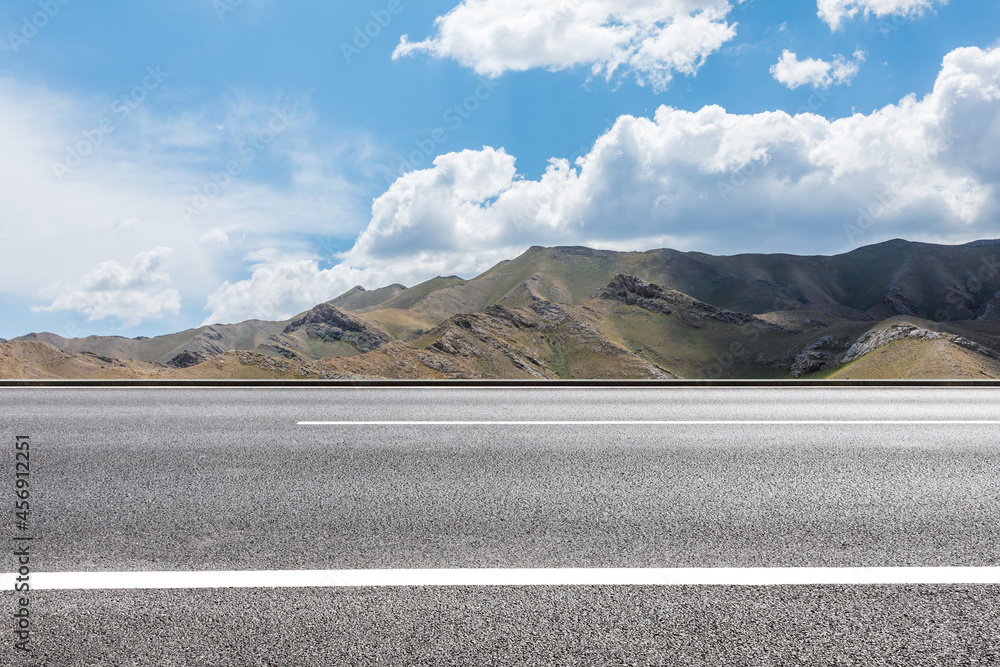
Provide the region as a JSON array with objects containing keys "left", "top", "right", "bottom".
[
  {"left": 34, "top": 248, "right": 182, "bottom": 327},
  {"left": 770, "top": 49, "right": 865, "bottom": 89},
  {"left": 201, "top": 259, "right": 387, "bottom": 325},
  {"left": 393, "top": 0, "right": 740, "bottom": 91},
  {"left": 363, "top": 46, "right": 998, "bottom": 255},
  {"left": 817, "top": 0, "right": 946, "bottom": 30}
]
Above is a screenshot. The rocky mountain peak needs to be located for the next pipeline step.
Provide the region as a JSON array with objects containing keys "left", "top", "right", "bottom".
[{"left": 285, "top": 303, "right": 367, "bottom": 333}]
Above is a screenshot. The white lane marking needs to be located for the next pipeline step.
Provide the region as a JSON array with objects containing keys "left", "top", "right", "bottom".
[
  {"left": 298, "top": 420, "right": 1000, "bottom": 426},
  {"left": 6, "top": 568, "right": 1000, "bottom": 591}
]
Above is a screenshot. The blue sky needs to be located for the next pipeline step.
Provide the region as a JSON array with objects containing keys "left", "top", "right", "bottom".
[{"left": 1, "top": 0, "right": 998, "bottom": 338}]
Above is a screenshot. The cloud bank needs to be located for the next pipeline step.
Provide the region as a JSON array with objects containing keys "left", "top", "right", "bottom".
[
  {"left": 393, "top": 0, "right": 740, "bottom": 91},
  {"left": 817, "top": 0, "right": 947, "bottom": 30}
]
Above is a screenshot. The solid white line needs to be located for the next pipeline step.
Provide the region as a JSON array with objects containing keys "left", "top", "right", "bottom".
[
  {"left": 6, "top": 567, "right": 1000, "bottom": 591},
  {"left": 13, "top": 385, "right": 996, "bottom": 387},
  {"left": 297, "top": 420, "right": 1000, "bottom": 426}
]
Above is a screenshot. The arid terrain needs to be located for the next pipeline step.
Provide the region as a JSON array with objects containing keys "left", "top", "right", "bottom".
[{"left": 6, "top": 239, "right": 1000, "bottom": 380}]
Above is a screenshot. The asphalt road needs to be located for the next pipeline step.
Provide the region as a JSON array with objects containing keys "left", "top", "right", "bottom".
[{"left": 3, "top": 387, "right": 1000, "bottom": 665}]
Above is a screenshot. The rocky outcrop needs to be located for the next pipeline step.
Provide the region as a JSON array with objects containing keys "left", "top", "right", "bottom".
[
  {"left": 232, "top": 351, "right": 347, "bottom": 378},
  {"left": 975, "top": 291, "right": 1000, "bottom": 321},
  {"left": 283, "top": 303, "right": 391, "bottom": 353},
  {"left": 180, "top": 329, "right": 228, "bottom": 357},
  {"left": 429, "top": 328, "right": 481, "bottom": 358},
  {"left": 256, "top": 342, "right": 307, "bottom": 361},
  {"left": 841, "top": 323, "right": 997, "bottom": 364},
  {"left": 791, "top": 336, "right": 848, "bottom": 377},
  {"left": 594, "top": 274, "right": 783, "bottom": 328},
  {"left": 595, "top": 274, "right": 675, "bottom": 314},
  {"left": 484, "top": 305, "right": 541, "bottom": 329},
  {"left": 167, "top": 350, "right": 206, "bottom": 369},
  {"left": 429, "top": 317, "right": 549, "bottom": 378},
  {"left": 237, "top": 351, "right": 295, "bottom": 373}
]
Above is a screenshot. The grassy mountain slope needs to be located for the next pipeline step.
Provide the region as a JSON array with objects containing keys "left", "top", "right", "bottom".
[
  {"left": 0, "top": 340, "right": 176, "bottom": 379},
  {"left": 362, "top": 309, "right": 441, "bottom": 341},
  {"left": 407, "top": 298, "right": 674, "bottom": 379},
  {"left": 389, "top": 240, "right": 1000, "bottom": 325},
  {"left": 357, "top": 276, "right": 467, "bottom": 313},
  {"left": 830, "top": 338, "right": 1000, "bottom": 379}
]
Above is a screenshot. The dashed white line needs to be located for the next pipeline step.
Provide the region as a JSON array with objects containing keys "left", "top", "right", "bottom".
[{"left": 6, "top": 568, "right": 1000, "bottom": 591}]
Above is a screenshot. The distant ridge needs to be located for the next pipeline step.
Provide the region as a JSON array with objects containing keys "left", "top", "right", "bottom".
[
  {"left": 7, "top": 238, "right": 1000, "bottom": 380},
  {"left": 327, "top": 283, "right": 408, "bottom": 312}
]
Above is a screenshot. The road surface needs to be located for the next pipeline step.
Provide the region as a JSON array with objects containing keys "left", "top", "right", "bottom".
[{"left": 2, "top": 387, "right": 999, "bottom": 665}]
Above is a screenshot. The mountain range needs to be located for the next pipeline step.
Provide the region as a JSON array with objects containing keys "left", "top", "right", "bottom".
[{"left": 5, "top": 239, "right": 1000, "bottom": 380}]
